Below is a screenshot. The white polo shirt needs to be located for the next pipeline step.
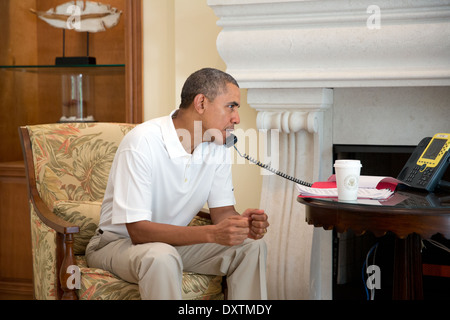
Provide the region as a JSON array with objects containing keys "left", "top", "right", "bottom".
[{"left": 98, "top": 112, "right": 236, "bottom": 237}]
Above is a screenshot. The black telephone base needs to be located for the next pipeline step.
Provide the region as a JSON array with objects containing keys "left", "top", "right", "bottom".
[
  {"left": 398, "top": 179, "right": 450, "bottom": 193},
  {"left": 438, "top": 180, "right": 450, "bottom": 190}
]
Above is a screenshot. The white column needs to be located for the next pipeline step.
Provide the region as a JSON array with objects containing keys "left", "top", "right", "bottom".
[{"left": 248, "top": 88, "right": 333, "bottom": 299}]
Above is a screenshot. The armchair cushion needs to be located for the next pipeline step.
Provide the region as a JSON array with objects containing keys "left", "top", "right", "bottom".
[
  {"left": 28, "top": 123, "right": 135, "bottom": 211},
  {"left": 52, "top": 200, "right": 224, "bottom": 300},
  {"left": 75, "top": 256, "right": 223, "bottom": 300},
  {"left": 53, "top": 201, "right": 101, "bottom": 255}
]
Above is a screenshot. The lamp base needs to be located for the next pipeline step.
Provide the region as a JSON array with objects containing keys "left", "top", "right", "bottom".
[{"left": 55, "top": 57, "right": 97, "bottom": 65}]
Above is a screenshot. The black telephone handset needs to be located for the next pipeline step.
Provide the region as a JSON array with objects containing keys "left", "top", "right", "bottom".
[
  {"left": 397, "top": 133, "right": 450, "bottom": 192},
  {"left": 225, "top": 134, "right": 313, "bottom": 187}
]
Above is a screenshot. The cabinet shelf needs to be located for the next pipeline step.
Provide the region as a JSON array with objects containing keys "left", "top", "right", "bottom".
[
  {"left": 1, "top": 63, "right": 127, "bottom": 129},
  {"left": 0, "top": 64, "right": 125, "bottom": 75}
]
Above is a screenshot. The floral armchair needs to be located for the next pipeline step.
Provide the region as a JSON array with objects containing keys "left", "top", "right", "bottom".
[{"left": 19, "top": 123, "right": 224, "bottom": 300}]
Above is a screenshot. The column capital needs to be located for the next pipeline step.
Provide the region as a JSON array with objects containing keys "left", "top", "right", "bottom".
[{"left": 247, "top": 88, "right": 333, "bottom": 134}]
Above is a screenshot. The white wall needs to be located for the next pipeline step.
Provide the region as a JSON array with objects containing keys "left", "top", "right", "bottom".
[
  {"left": 142, "top": 0, "right": 175, "bottom": 120},
  {"left": 333, "top": 87, "right": 450, "bottom": 146},
  {"left": 142, "top": 0, "right": 262, "bottom": 212}
]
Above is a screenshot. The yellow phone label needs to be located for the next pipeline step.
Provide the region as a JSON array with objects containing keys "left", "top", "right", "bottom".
[{"left": 417, "top": 133, "right": 450, "bottom": 168}]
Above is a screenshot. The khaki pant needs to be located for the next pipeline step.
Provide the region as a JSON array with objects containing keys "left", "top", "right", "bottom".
[{"left": 86, "top": 229, "right": 268, "bottom": 300}]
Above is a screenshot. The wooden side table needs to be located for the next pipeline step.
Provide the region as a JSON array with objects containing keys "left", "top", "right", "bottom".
[{"left": 298, "top": 189, "right": 450, "bottom": 300}]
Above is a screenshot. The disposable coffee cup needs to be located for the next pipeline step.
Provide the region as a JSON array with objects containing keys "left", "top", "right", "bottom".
[{"left": 334, "top": 160, "right": 362, "bottom": 201}]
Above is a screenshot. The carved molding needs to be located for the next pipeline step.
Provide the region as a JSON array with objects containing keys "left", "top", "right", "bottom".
[
  {"left": 256, "top": 111, "right": 319, "bottom": 134},
  {"left": 209, "top": 0, "right": 450, "bottom": 88}
]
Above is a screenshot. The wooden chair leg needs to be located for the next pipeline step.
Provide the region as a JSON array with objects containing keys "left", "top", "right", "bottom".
[{"left": 59, "top": 233, "right": 78, "bottom": 300}]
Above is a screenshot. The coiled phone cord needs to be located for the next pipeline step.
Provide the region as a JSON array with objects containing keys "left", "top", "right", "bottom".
[{"left": 233, "top": 145, "right": 313, "bottom": 187}]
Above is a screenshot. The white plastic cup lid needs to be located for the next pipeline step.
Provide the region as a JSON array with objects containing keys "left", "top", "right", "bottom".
[{"left": 334, "top": 160, "right": 362, "bottom": 168}]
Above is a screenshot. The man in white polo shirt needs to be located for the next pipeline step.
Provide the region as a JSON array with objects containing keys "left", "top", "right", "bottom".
[{"left": 86, "top": 68, "right": 269, "bottom": 300}]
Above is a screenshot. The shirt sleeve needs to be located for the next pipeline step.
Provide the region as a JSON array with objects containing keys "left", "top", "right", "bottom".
[{"left": 207, "top": 148, "right": 236, "bottom": 208}]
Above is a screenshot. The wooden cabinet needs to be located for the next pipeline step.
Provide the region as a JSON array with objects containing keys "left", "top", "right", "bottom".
[
  {"left": 1, "top": 0, "right": 142, "bottom": 162},
  {"left": 0, "top": 0, "right": 142, "bottom": 299},
  {"left": 0, "top": 162, "right": 33, "bottom": 299}
]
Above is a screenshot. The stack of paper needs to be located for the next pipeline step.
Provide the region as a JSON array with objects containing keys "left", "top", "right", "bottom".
[{"left": 296, "top": 175, "right": 400, "bottom": 200}]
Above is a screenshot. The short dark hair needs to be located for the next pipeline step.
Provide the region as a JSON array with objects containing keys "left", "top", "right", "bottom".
[{"left": 179, "top": 68, "right": 239, "bottom": 109}]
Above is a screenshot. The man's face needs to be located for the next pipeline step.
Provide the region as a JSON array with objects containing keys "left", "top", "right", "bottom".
[{"left": 201, "top": 83, "right": 241, "bottom": 145}]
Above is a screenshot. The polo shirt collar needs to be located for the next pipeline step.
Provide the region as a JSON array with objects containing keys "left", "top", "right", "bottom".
[{"left": 160, "top": 110, "right": 190, "bottom": 159}]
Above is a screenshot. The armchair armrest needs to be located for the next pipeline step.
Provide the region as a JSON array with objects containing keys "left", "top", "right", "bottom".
[
  {"left": 197, "top": 208, "right": 211, "bottom": 220},
  {"left": 20, "top": 126, "right": 80, "bottom": 300},
  {"left": 30, "top": 189, "right": 79, "bottom": 234}
]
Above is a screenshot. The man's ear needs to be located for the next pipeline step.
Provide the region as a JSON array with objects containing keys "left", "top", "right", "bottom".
[{"left": 193, "top": 94, "right": 206, "bottom": 114}]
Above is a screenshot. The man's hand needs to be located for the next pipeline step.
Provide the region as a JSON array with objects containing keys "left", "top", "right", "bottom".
[
  {"left": 209, "top": 206, "right": 269, "bottom": 246},
  {"left": 242, "top": 208, "right": 269, "bottom": 240},
  {"left": 213, "top": 215, "right": 250, "bottom": 246}
]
